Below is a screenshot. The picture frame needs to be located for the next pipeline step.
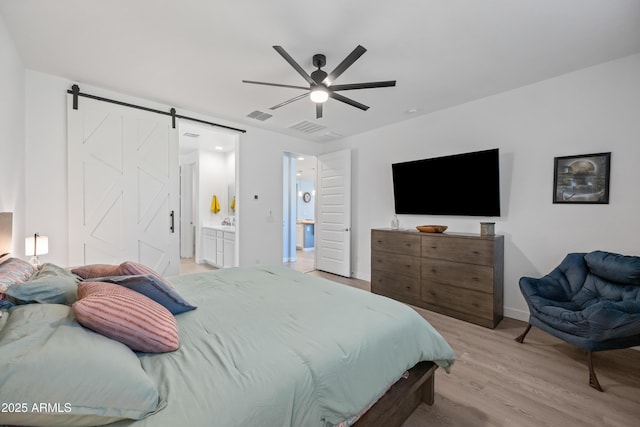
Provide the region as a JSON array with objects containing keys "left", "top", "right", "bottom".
[{"left": 553, "top": 152, "right": 610, "bottom": 204}]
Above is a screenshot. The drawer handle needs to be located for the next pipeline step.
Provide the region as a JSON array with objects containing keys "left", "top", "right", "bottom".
[
  {"left": 472, "top": 277, "right": 480, "bottom": 282},
  {"left": 472, "top": 250, "right": 479, "bottom": 255},
  {"left": 431, "top": 246, "right": 438, "bottom": 249},
  {"left": 431, "top": 269, "right": 437, "bottom": 273},
  {"left": 405, "top": 286, "right": 411, "bottom": 290}
]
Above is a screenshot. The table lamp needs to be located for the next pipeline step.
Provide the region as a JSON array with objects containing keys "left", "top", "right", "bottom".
[{"left": 25, "top": 233, "right": 48, "bottom": 267}]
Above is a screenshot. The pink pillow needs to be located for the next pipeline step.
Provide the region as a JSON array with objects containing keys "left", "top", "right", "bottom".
[
  {"left": 72, "top": 261, "right": 174, "bottom": 287},
  {"left": 73, "top": 282, "right": 179, "bottom": 353},
  {"left": 1, "top": 258, "right": 38, "bottom": 306},
  {"left": 0, "top": 257, "right": 38, "bottom": 291},
  {"left": 71, "top": 264, "right": 121, "bottom": 279}
]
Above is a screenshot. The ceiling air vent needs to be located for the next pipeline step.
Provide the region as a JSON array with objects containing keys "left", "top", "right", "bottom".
[
  {"left": 183, "top": 132, "right": 200, "bottom": 138},
  {"left": 319, "top": 131, "right": 344, "bottom": 141},
  {"left": 247, "top": 110, "right": 273, "bottom": 121},
  {"left": 287, "top": 120, "right": 327, "bottom": 134}
]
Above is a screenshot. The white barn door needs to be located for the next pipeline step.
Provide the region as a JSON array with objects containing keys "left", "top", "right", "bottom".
[
  {"left": 67, "top": 95, "right": 179, "bottom": 276},
  {"left": 316, "top": 149, "right": 351, "bottom": 277}
]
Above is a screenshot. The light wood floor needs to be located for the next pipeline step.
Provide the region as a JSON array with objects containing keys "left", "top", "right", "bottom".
[
  {"left": 309, "top": 270, "right": 640, "bottom": 427},
  {"left": 181, "top": 260, "right": 640, "bottom": 426},
  {"left": 180, "top": 257, "right": 216, "bottom": 275},
  {"left": 283, "top": 248, "right": 316, "bottom": 273}
]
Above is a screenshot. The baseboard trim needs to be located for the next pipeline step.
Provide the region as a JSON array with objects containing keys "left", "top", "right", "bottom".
[{"left": 504, "top": 307, "right": 529, "bottom": 322}]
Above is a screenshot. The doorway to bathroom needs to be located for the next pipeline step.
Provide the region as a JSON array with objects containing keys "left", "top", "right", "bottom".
[
  {"left": 283, "top": 152, "right": 317, "bottom": 273},
  {"left": 178, "top": 121, "right": 239, "bottom": 273}
]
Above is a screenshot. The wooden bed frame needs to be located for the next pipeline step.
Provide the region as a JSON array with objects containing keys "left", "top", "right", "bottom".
[{"left": 354, "top": 361, "right": 438, "bottom": 427}]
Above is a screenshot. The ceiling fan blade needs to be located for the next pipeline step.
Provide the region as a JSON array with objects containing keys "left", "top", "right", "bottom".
[
  {"left": 324, "top": 45, "right": 367, "bottom": 85},
  {"left": 242, "top": 80, "right": 308, "bottom": 90},
  {"left": 269, "top": 92, "right": 309, "bottom": 110},
  {"left": 316, "top": 103, "right": 323, "bottom": 119},
  {"left": 273, "top": 46, "right": 315, "bottom": 85},
  {"left": 330, "top": 80, "right": 396, "bottom": 91},
  {"left": 329, "top": 92, "right": 369, "bottom": 111}
]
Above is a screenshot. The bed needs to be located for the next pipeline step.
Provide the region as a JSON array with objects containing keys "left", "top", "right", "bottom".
[{"left": 0, "top": 213, "right": 455, "bottom": 427}]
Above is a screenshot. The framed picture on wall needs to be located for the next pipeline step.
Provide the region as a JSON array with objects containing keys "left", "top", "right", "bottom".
[{"left": 553, "top": 152, "right": 611, "bottom": 204}]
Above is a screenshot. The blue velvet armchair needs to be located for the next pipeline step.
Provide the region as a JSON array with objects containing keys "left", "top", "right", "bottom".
[{"left": 516, "top": 250, "right": 640, "bottom": 391}]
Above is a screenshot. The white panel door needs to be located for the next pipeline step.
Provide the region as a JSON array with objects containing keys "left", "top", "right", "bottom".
[
  {"left": 316, "top": 149, "right": 351, "bottom": 277},
  {"left": 67, "top": 95, "right": 179, "bottom": 275}
]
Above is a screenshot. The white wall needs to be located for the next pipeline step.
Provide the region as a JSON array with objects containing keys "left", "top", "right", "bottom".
[
  {"left": 296, "top": 180, "right": 315, "bottom": 220},
  {"left": 24, "top": 71, "right": 69, "bottom": 266},
  {"left": 0, "top": 15, "right": 25, "bottom": 256},
  {"left": 324, "top": 53, "right": 640, "bottom": 321},
  {"left": 226, "top": 150, "right": 236, "bottom": 216},
  {"left": 237, "top": 129, "right": 321, "bottom": 267},
  {"left": 22, "top": 71, "right": 318, "bottom": 268}
]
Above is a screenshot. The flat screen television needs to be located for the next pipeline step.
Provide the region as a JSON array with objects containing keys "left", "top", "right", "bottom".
[{"left": 392, "top": 148, "right": 501, "bottom": 216}]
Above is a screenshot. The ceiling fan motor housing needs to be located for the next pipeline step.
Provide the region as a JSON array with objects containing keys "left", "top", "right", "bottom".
[
  {"left": 311, "top": 69, "right": 328, "bottom": 84},
  {"left": 312, "top": 54, "right": 326, "bottom": 68},
  {"left": 311, "top": 54, "right": 328, "bottom": 84}
]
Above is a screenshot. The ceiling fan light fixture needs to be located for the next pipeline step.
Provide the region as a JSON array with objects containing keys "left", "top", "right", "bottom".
[
  {"left": 244, "top": 45, "right": 395, "bottom": 116},
  {"left": 310, "top": 87, "right": 329, "bottom": 103}
]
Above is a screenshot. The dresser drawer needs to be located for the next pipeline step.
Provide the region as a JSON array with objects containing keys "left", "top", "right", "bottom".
[
  {"left": 372, "top": 230, "right": 421, "bottom": 256},
  {"left": 202, "top": 228, "right": 217, "bottom": 238},
  {"left": 421, "top": 281, "right": 494, "bottom": 321},
  {"left": 422, "top": 235, "right": 494, "bottom": 266},
  {"left": 371, "top": 250, "right": 420, "bottom": 278},
  {"left": 371, "top": 270, "right": 421, "bottom": 300},
  {"left": 422, "top": 258, "right": 494, "bottom": 293}
]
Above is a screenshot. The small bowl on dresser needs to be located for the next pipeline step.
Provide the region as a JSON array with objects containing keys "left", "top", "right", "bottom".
[{"left": 416, "top": 225, "right": 448, "bottom": 233}]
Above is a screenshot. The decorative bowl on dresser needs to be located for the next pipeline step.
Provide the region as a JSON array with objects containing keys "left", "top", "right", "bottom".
[
  {"left": 371, "top": 228, "right": 504, "bottom": 328},
  {"left": 416, "top": 225, "right": 448, "bottom": 233}
]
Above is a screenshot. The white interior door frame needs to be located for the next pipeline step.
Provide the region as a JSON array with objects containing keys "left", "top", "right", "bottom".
[
  {"left": 315, "top": 149, "right": 351, "bottom": 277},
  {"left": 282, "top": 153, "right": 297, "bottom": 263}
]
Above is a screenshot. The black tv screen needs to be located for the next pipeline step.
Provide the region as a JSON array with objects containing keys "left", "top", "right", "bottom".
[{"left": 392, "top": 148, "right": 501, "bottom": 216}]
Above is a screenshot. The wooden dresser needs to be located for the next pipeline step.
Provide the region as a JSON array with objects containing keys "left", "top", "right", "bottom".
[{"left": 371, "top": 228, "right": 504, "bottom": 328}]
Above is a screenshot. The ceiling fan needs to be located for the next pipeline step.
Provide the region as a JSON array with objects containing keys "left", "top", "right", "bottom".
[{"left": 242, "top": 45, "right": 396, "bottom": 119}]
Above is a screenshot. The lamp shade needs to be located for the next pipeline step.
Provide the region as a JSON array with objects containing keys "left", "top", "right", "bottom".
[{"left": 25, "top": 234, "right": 49, "bottom": 256}]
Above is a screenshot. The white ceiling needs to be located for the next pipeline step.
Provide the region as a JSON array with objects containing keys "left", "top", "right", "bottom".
[
  {"left": 294, "top": 155, "right": 317, "bottom": 184},
  {"left": 179, "top": 121, "right": 237, "bottom": 155},
  {"left": 2, "top": 0, "right": 639, "bottom": 143}
]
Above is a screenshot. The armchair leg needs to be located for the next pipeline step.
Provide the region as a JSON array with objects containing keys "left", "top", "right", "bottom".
[
  {"left": 515, "top": 323, "right": 532, "bottom": 343},
  {"left": 587, "top": 351, "right": 603, "bottom": 392}
]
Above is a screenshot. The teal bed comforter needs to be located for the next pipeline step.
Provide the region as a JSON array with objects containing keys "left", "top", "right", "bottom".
[{"left": 113, "top": 266, "right": 455, "bottom": 427}]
